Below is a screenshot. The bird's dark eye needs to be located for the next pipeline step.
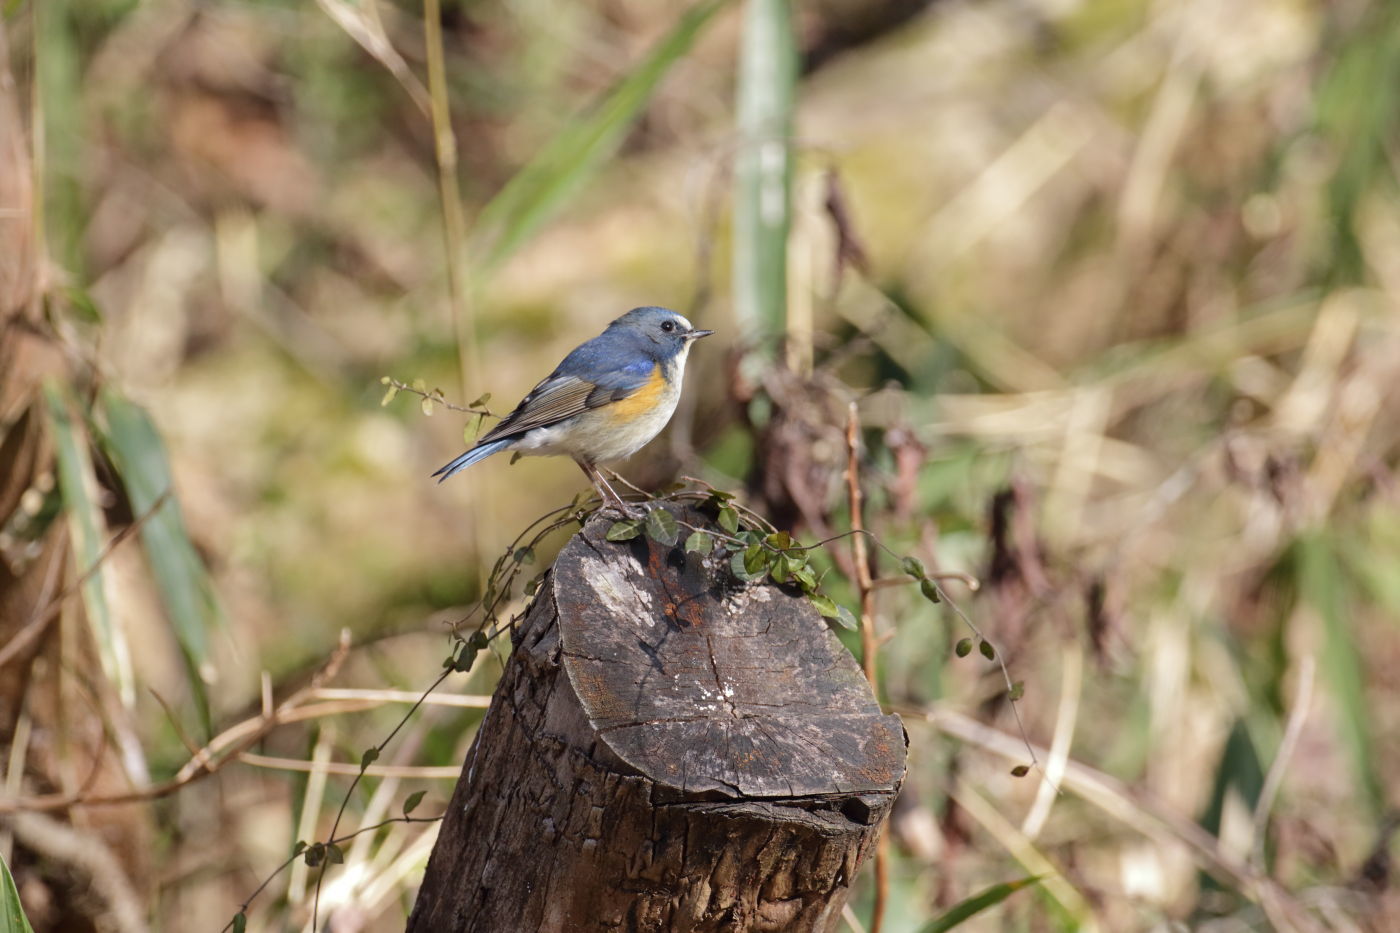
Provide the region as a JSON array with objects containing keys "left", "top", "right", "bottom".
[{"left": 661, "top": 320, "right": 675, "bottom": 333}]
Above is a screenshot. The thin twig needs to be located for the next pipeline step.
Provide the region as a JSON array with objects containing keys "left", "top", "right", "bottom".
[
  {"left": 221, "top": 814, "right": 445, "bottom": 932},
  {"left": 0, "top": 630, "right": 352, "bottom": 813},
  {"left": 1251, "top": 655, "right": 1315, "bottom": 870},
  {"left": 238, "top": 754, "right": 460, "bottom": 779},
  {"left": 844, "top": 402, "right": 888, "bottom": 933},
  {"left": 312, "top": 664, "right": 455, "bottom": 927},
  {"left": 383, "top": 378, "right": 496, "bottom": 417},
  {"left": 919, "top": 702, "right": 1325, "bottom": 930},
  {"left": 419, "top": 0, "right": 478, "bottom": 402}
]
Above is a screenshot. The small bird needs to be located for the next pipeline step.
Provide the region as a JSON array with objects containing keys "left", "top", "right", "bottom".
[{"left": 433, "top": 306, "right": 713, "bottom": 511}]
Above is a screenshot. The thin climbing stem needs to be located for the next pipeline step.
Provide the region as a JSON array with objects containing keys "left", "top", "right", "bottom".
[{"left": 844, "top": 402, "right": 888, "bottom": 933}]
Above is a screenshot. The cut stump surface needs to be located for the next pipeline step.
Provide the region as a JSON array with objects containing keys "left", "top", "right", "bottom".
[{"left": 408, "top": 505, "right": 907, "bottom": 933}]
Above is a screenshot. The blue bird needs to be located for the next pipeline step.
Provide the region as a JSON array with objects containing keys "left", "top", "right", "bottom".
[{"left": 433, "top": 306, "right": 713, "bottom": 511}]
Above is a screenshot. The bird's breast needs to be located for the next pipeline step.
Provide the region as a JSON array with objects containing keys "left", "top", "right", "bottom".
[{"left": 572, "top": 363, "right": 682, "bottom": 462}]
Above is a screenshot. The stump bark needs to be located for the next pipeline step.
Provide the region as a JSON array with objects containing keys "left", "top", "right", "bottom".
[{"left": 408, "top": 506, "right": 906, "bottom": 933}]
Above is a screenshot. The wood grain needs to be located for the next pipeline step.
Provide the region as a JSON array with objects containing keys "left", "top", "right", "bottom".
[{"left": 409, "top": 506, "right": 906, "bottom": 932}]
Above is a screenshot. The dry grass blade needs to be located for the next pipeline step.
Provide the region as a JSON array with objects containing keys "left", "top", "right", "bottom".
[{"left": 315, "top": 0, "right": 431, "bottom": 117}]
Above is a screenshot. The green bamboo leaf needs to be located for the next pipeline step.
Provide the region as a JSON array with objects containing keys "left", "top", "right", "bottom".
[
  {"left": 36, "top": 0, "right": 86, "bottom": 278},
  {"left": 98, "top": 390, "right": 223, "bottom": 731},
  {"left": 918, "top": 876, "right": 1044, "bottom": 932},
  {"left": 732, "top": 0, "right": 796, "bottom": 343},
  {"left": 1298, "top": 532, "right": 1382, "bottom": 815},
  {"left": 472, "top": 0, "right": 726, "bottom": 273},
  {"left": 1, "top": 851, "right": 36, "bottom": 933},
  {"left": 42, "top": 384, "right": 133, "bottom": 706}
]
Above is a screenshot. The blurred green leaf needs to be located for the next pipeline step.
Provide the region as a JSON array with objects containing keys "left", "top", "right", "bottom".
[
  {"left": 36, "top": 0, "right": 86, "bottom": 277},
  {"left": 833, "top": 605, "right": 858, "bottom": 630},
  {"left": 1010, "top": 765, "right": 1030, "bottom": 778},
  {"left": 979, "top": 639, "right": 996, "bottom": 661},
  {"left": 920, "top": 578, "right": 941, "bottom": 604},
  {"left": 955, "top": 638, "right": 973, "bottom": 658},
  {"left": 232, "top": 913, "right": 247, "bottom": 933},
  {"left": 1198, "top": 717, "right": 1265, "bottom": 874},
  {"left": 326, "top": 843, "right": 344, "bottom": 865},
  {"left": 732, "top": 0, "right": 796, "bottom": 343},
  {"left": 1, "top": 851, "right": 36, "bottom": 933},
  {"left": 99, "top": 390, "right": 223, "bottom": 732},
  {"left": 360, "top": 747, "right": 380, "bottom": 769},
  {"left": 472, "top": 0, "right": 726, "bottom": 273},
  {"left": 918, "top": 875, "right": 1043, "bottom": 932},
  {"left": 902, "top": 556, "right": 927, "bottom": 579},
  {"left": 809, "top": 593, "right": 838, "bottom": 618},
  {"left": 1298, "top": 532, "right": 1383, "bottom": 815},
  {"left": 43, "top": 383, "right": 133, "bottom": 706},
  {"left": 1313, "top": 2, "right": 1400, "bottom": 284},
  {"left": 403, "top": 790, "right": 426, "bottom": 816},
  {"left": 63, "top": 285, "right": 102, "bottom": 323}
]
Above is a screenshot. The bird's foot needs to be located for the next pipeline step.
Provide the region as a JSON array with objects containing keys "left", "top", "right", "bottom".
[{"left": 598, "top": 498, "right": 645, "bottom": 520}]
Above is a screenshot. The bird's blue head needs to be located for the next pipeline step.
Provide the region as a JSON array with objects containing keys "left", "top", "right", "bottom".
[{"left": 605, "top": 306, "right": 714, "bottom": 362}]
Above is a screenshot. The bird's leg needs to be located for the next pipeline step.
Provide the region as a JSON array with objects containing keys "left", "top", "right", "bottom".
[{"left": 574, "top": 458, "right": 638, "bottom": 516}]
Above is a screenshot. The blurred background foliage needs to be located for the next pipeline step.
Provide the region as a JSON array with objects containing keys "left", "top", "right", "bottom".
[{"left": 1, "top": 0, "right": 1399, "bottom": 930}]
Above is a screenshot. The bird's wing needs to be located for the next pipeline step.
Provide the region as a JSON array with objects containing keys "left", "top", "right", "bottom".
[{"left": 478, "top": 356, "right": 656, "bottom": 444}]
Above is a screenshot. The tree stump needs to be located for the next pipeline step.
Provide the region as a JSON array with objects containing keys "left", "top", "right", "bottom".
[{"left": 408, "top": 506, "right": 906, "bottom": 933}]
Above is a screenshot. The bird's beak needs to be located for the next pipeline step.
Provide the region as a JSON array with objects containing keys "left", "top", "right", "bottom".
[{"left": 686, "top": 329, "right": 715, "bottom": 340}]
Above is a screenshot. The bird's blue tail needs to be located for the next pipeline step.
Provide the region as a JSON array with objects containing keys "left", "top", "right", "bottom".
[{"left": 432, "top": 438, "right": 513, "bottom": 483}]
